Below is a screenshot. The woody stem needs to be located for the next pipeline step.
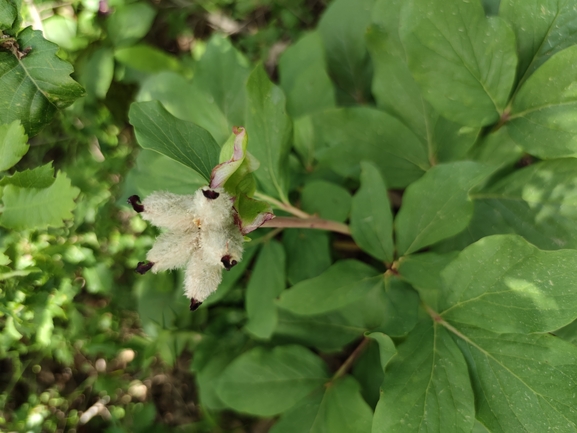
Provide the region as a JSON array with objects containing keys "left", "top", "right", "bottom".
[{"left": 261, "top": 216, "right": 351, "bottom": 236}]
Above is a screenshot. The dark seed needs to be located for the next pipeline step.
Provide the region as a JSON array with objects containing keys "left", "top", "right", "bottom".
[
  {"left": 135, "top": 261, "right": 154, "bottom": 274},
  {"left": 202, "top": 189, "right": 220, "bottom": 200},
  {"left": 190, "top": 299, "right": 202, "bottom": 311},
  {"left": 221, "top": 255, "right": 238, "bottom": 271},
  {"left": 128, "top": 195, "right": 144, "bottom": 213}
]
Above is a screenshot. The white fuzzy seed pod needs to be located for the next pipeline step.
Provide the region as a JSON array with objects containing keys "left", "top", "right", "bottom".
[
  {"left": 141, "top": 192, "right": 198, "bottom": 231},
  {"left": 146, "top": 229, "right": 200, "bottom": 273}
]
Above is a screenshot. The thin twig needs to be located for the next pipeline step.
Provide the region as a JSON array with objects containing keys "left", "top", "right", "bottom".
[
  {"left": 262, "top": 216, "right": 351, "bottom": 236},
  {"left": 254, "top": 191, "right": 310, "bottom": 219},
  {"left": 331, "top": 337, "right": 370, "bottom": 381}
]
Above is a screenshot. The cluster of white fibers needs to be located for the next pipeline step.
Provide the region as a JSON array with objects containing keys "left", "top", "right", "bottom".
[{"left": 130, "top": 187, "right": 244, "bottom": 310}]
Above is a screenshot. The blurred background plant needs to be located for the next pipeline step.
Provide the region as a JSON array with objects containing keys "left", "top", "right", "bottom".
[{"left": 0, "top": 0, "right": 329, "bottom": 431}]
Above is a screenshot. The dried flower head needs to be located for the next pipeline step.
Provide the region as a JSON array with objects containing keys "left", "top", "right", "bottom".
[{"left": 128, "top": 187, "right": 244, "bottom": 310}]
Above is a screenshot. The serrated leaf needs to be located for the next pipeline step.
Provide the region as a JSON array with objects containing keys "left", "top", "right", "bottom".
[
  {"left": 350, "top": 161, "right": 394, "bottom": 262},
  {"left": 0, "top": 120, "right": 28, "bottom": 171},
  {"left": 277, "top": 260, "right": 380, "bottom": 316},
  {"left": 246, "top": 65, "right": 292, "bottom": 201},
  {"left": 216, "top": 345, "right": 329, "bottom": 416},
  {"left": 284, "top": 229, "right": 331, "bottom": 285},
  {"left": 194, "top": 34, "right": 251, "bottom": 126},
  {"left": 399, "top": 0, "right": 517, "bottom": 126},
  {"left": 440, "top": 235, "right": 577, "bottom": 334},
  {"left": 129, "top": 100, "right": 220, "bottom": 181},
  {"left": 311, "top": 107, "right": 429, "bottom": 188},
  {"left": 0, "top": 163, "right": 55, "bottom": 188},
  {"left": 318, "top": 0, "right": 374, "bottom": 104},
  {"left": 0, "top": 27, "right": 84, "bottom": 136},
  {"left": 453, "top": 326, "right": 577, "bottom": 433},
  {"left": 373, "top": 320, "right": 475, "bottom": 433},
  {"left": 301, "top": 180, "right": 352, "bottom": 223},
  {"left": 137, "top": 71, "right": 229, "bottom": 145},
  {"left": 395, "top": 161, "right": 493, "bottom": 256},
  {"left": 0, "top": 171, "right": 79, "bottom": 230},
  {"left": 508, "top": 45, "right": 577, "bottom": 158},
  {"left": 500, "top": 0, "right": 577, "bottom": 83},
  {"left": 279, "top": 31, "right": 336, "bottom": 118},
  {"left": 271, "top": 377, "right": 372, "bottom": 433},
  {"left": 245, "top": 241, "right": 286, "bottom": 340}
]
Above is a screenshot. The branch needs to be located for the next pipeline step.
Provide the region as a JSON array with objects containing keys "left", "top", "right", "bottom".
[
  {"left": 331, "top": 337, "right": 370, "bottom": 381},
  {"left": 254, "top": 191, "right": 310, "bottom": 219},
  {"left": 261, "top": 216, "right": 351, "bottom": 236}
]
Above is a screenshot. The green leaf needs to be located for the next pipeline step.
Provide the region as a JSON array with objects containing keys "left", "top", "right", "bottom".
[
  {"left": 284, "top": 229, "right": 331, "bottom": 285},
  {"left": 106, "top": 2, "right": 156, "bottom": 47},
  {"left": 311, "top": 107, "right": 429, "bottom": 188},
  {"left": 193, "top": 34, "right": 251, "bottom": 126},
  {"left": 508, "top": 45, "right": 577, "bottom": 158},
  {"left": 440, "top": 234, "right": 577, "bottom": 333},
  {"left": 399, "top": 0, "right": 517, "bottom": 126},
  {"left": 397, "top": 251, "right": 459, "bottom": 311},
  {"left": 192, "top": 331, "right": 248, "bottom": 410},
  {"left": 271, "top": 377, "right": 372, "bottom": 433},
  {"left": 279, "top": 31, "right": 336, "bottom": 118},
  {"left": 367, "top": 16, "right": 479, "bottom": 164},
  {"left": 245, "top": 64, "right": 292, "bottom": 201},
  {"left": 466, "top": 127, "right": 523, "bottom": 168},
  {"left": 0, "top": 27, "right": 84, "bottom": 136},
  {"left": 275, "top": 308, "right": 367, "bottom": 352},
  {"left": 137, "top": 71, "right": 229, "bottom": 145},
  {"left": 0, "top": 163, "right": 55, "bottom": 188},
  {"left": 378, "top": 276, "right": 420, "bottom": 338},
  {"left": 245, "top": 241, "right": 286, "bottom": 340},
  {"left": 216, "top": 345, "right": 329, "bottom": 416},
  {"left": 468, "top": 158, "right": 577, "bottom": 250},
  {"left": 301, "top": 180, "right": 352, "bottom": 223},
  {"left": 122, "top": 150, "right": 206, "bottom": 200},
  {"left": 395, "top": 161, "right": 493, "bottom": 256},
  {"left": 0, "top": 1, "right": 16, "bottom": 30},
  {"left": 129, "top": 100, "right": 220, "bottom": 181},
  {"left": 277, "top": 260, "right": 380, "bottom": 316},
  {"left": 0, "top": 171, "right": 79, "bottom": 230},
  {"left": 366, "top": 332, "right": 397, "bottom": 371},
  {"left": 352, "top": 334, "right": 396, "bottom": 408},
  {"left": 79, "top": 47, "right": 114, "bottom": 99},
  {"left": 373, "top": 320, "right": 475, "bottom": 433},
  {"left": 453, "top": 326, "right": 577, "bottom": 433},
  {"left": 114, "top": 45, "right": 181, "bottom": 74},
  {"left": 0, "top": 120, "right": 28, "bottom": 171},
  {"left": 500, "top": 0, "right": 577, "bottom": 83},
  {"left": 350, "top": 161, "right": 394, "bottom": 262},
  {"left": 42, "top": 15, "right": 87, "bottom": 52},
  {"left": 318, "top": 0, "right": 374, "bottom": 104}
]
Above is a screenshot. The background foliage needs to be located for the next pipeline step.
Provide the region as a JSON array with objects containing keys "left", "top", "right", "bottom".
[{"left": 2, "top": 0, "right": 577, "bottom": 432}]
